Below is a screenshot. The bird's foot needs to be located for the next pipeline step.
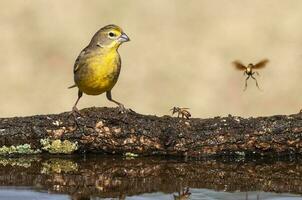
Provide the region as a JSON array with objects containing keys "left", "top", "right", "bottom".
[
  {"left": 69, "top": 106, "right": 84, "bottom": 118},
  {"left": 117, "top": 104, "right": 128, "bottom": 114},
  {"left": 66, "top": 107, "right": 85, "bottom": 130},
  {"left": 115, "top": 104, "right": 136, "bottom": 114}
]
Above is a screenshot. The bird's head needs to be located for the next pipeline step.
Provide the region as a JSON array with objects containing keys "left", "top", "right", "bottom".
[{"left": 89, "top": 24, "right": 130, "bottom": 49}]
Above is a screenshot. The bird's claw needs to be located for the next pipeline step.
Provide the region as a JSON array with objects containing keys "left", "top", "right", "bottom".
[
  {"left": 69, "top": 106, "right": 84, "bottom": 118},
  {"left": 116, "top": 105, "right": 136, "bottom": 114},
  {"left": 117, "top": 104, "right": 128, "bottom": 114}
]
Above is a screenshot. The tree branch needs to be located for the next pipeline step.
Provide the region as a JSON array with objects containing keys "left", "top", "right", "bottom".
[{"left": 0, "top": 107, "right": 302, "bottom": 157}]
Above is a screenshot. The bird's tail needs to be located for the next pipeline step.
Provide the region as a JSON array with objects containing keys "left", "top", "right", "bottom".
[{"left": 68, "top": 84, "right": 77, "bottom": 89}]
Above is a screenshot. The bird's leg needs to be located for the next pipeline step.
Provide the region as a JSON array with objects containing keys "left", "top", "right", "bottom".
[
  {"left": 244, "top": 75, "right": 250, "bottom": 91},
  {"left": 70, "top": 90, "right": 83, "bottom": 117},
  {"left": 251, "top": 75, "right": 262, "bottom": 90},
  {"left": 254, "top": 71, "right": 260, "bottom": 76},
  {"left": 106, "top": 90, "right": 127, "bottom": 113}
]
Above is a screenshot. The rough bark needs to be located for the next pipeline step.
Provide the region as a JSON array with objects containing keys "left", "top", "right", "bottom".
[{"left": 0, "top": 107, "right": 302, "bottom": 157}]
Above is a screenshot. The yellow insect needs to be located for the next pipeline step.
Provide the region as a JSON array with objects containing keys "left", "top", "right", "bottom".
[
  {"left": 170, "top": 107, "right": 191, "bottom": 119},
  {"left": 68, "top": 24, "right": 130, "bottom": 115},
  {"left": 232, "top": 59, "right": 269, "bottom": 91}
]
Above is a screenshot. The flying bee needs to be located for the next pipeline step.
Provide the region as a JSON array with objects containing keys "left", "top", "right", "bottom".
[
  {"left": 232, "top": 59, "right": 269, "bottom": 91},
  {"left": 170, "top": 107, "right": 191, "bottom": 119}
]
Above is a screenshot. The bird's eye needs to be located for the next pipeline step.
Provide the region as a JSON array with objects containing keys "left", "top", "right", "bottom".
[{"left": 108, "top": 32, "right": 116, "bottom": 37}]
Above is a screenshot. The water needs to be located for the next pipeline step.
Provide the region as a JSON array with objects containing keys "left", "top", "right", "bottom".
[{"left": 0, "top": 155, "right": 301, "bottom": 200}]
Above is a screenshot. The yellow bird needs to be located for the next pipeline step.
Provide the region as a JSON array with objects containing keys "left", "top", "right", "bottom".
[{"left": 68, "top": 24, "right": 130, "bottom": 114}]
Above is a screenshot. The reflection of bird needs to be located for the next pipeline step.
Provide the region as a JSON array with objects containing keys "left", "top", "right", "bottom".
[
  {"left": 69, "top": 24, "right": 130, "bottom": 115},
  {"left": 245, "top": 192, "right": 260, "bottom": 200},
  {"left": 173, "top": 187, "right": 191, "bottom": 200},
  {"left": 170, "top": 107, "right": 191, "bottom": 119},
  {"left": 232, "top": 59, "right": 269, "bottom": 91}
]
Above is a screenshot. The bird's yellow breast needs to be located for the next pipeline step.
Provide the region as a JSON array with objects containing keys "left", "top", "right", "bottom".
[{"left": 75, "top": 49, "right": 121, "bottom": 95}]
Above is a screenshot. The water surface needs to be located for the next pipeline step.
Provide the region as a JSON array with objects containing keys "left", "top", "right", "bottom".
[{"left": 0, "top": 155, "right": 301, "bottom": 200}]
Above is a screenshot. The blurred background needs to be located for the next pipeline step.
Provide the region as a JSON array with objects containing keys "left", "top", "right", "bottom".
[{"left": 1, "top": 0, "right": 302, "bottom": 118}]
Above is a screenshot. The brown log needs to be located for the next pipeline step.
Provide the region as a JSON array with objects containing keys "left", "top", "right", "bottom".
[{"left": 0, "top": 107, "right": 302, "bottom": 157}]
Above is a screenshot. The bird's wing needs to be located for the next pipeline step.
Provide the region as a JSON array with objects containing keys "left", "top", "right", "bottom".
[
  {"left": 253, "top": 59, "right": 269, "bottom": 69},
  {"left": 232, "top": 60, "right": 246, "bottom": 71},
  {"left": 73, "top": 46, "right": 91, "bottom": 74},
  {"left": 68, "top": 46, "right": 93, "bottom": 89}
]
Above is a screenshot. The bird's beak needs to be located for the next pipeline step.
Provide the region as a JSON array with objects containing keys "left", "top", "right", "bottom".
[{"left": 119, "top": 32, "right": 130, "bottom": 42}]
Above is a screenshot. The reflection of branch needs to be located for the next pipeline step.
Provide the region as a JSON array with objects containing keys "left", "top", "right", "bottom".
[
  {"left": 0, "top": 107, "right": 302, "bottom": 157},
  {"left": 0, "top": 157, "right": 301, "bottom": 197},
  {"left": 0, "top": 156, "right": 40, "bottom": 168},
  {"left": 41, "top": 158, "right": 78, "bottom": 174}
]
